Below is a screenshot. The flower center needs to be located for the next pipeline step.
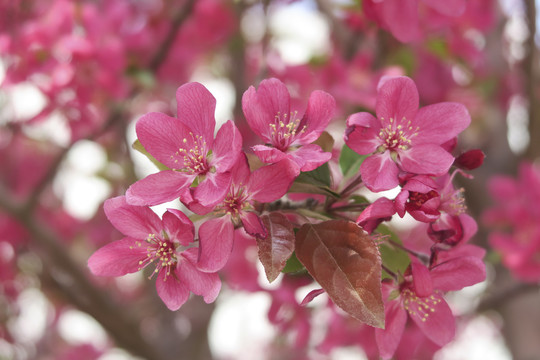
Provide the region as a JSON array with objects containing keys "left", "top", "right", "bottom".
[
  {"left": 137, "top": 233, "right": 177, "bottom": 280},
  {"left": 377, "top": 117, "right": 419, "bottom": 153},
  {"left": 401, "top": 288, "right": 442, "bottom": 323},
  {"left": 442, "top": 187, "right": 466, "bottom": 216},
  {"left": 408, "top": 190, "right": 439, "bottom": 209},
  {"left": 171, "top": 132, "right": 210, "bottom": 175},
  {"left": 222, "top": 185, "right": 249, "bottom": 217},
  {"left": 269, "top": 111, "right": 307, "bottom": 151}
]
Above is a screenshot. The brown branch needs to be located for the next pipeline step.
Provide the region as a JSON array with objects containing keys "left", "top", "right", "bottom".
[
  {"left": 477, "top": 281, "right": 539, "bottom": 313},
  {"left": 524, "top": 0, "right": 540, "bottom": 160}
]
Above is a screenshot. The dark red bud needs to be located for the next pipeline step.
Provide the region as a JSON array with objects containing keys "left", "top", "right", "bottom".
[{"left": 454, "top": 149, "right": 485, "bottom": 170}]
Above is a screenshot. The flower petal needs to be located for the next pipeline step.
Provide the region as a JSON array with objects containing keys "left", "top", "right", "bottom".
[
  {"left": 193, "top": 171, "right": 231, "bottom": 207},
  {"left": 344, "top": 112, "right": 382, "bottom": 155},
  {"left": 423, "top": 0, "right": 466, "bottom": 16},
  {"left": 178, "top": 248, "right": 221, "bottom": 303},
  {"left": 136, "top": 112, "right": 194, "bottom": 169},
  {"left": 88, "top": 237, "right": 147, "bottom": 277},
  {"left": 400, "top": 144, "right": 454, "bottom": 176},
  {"left": 252, "top": 145, "right": 288, "bottom": 165},
  {"left": 375, "top": 298, "right": 407, "bottom": 359},
  {"left": 211, "top": 120, "right": 243, "bottom": 172},
  {"left": 126, "top": 170, "right": 195, "bottom": 206},
  {"left": 360, "top": 153, "right": 400, "bottom": 192},
  {"left": 155, "top": 269, "right": 189, "bottom": 311},
  {"left": 176, "top": 82, "right": 216, "bottom": 145},
  {"left": 162, "top": 209, "right": 194, "bottom": 247},
  {"left": 376, "top": 76, "right": 419, "bottom": 124},
  {"left": 296, "top": 90, "right": 335, "bottom": 144},
  {"left": 197, "top": 217, "right": 235, "bottom": 272},
  {"left": 104, "top": 196, "right": 162, "bottom": 238},
  {"left": 249, "top": 160, "right": 297, "bottom": 203},
  {"left": 241, "top": 211, "right": 266, "bottom": 238},
  {"left": 407, "top": 293, "right": 455, "bottom": 347},
  {"left": 430, "top": 256, "right": 486, "bottom": 291},
  {"left": 379, "top": 0, "right": 420, "bottom": 43},
  {"left": 413, "top": 102, "right": 471, "bottom": 145},
  {"left": 242, "top": 78, "right": 290, "bottom": 142},
  {"left": 287, "top": 144, "right": 332, "bottom": 172}
]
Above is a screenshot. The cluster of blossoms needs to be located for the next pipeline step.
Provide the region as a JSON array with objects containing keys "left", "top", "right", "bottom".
[
  {"left": 483, "top": 162, "right": 540, "bottom": 282},
  {"left": 89, "top": 76, "right": 485, "bottom": 357}
]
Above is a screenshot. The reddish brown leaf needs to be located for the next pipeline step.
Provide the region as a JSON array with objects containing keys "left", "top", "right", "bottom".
[
  {"left": 257, "top": 212, "right": 295, "bottom": 283},
  {"left": 295, "top": 220, "right": 384, "bottom": 328}
]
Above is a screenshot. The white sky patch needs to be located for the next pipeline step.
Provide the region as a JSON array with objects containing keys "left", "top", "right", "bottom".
[
  {"left": 2, "top": 82, "right": 47, "bottom": 121},
  {"left": 241, "top": 4, "right": 267, "bottom": 44},
  {"left": 435, "top": 315, "right": 512, "bottom": 360},
  {"left": 54, "top": 140, "right": 112, "bottom": 220},
  {"left": 506, "top": 95, "right": 529, "bottom": 155},
  {"left": 208, "top": 292, "right": 275, "bottom": 360},
  {"left": 58, "top": 309, "right": 108, "bottom": 347},
  {"left": 189, "top": 75, "right": 236, "bottom": 128},
  {"left": 9, "top": 289, "right": 50, "bottom": 344},
  {"left": 269, "top": 4, "right": 330, "bottom": 65}
]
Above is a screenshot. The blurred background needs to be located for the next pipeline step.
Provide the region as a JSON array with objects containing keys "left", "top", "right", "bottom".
[{"left": 0, "top": 0, "right": 539, "bottom": 359}]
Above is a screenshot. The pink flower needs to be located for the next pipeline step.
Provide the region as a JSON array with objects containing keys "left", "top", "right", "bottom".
[
  {"left": 376, "top": 254, "right": 485, "bottom": 359},
  {"left": 126, "top": 82, "right": 242, "bottom": 208},
  {"left": 88, "top": 196, "right": 220, "bottom": 311},
  {"left": 242, "top": 78, "right": 335, "bottom": 174},
  {"left": 183, "top": 155, "right": 297, "bottom": 272},
  {"left": 345, "top": 76, "right": 470, "bottom": 192}
]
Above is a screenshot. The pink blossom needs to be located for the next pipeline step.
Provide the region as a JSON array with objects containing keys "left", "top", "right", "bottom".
[
  {"left": 88, "top": 196, "right": 220, "bottom": 310},
  {"left": 183, "top": 155, "right": 296, "bottom": 272},
  {"left": 375, "top": 255, "right": 485, "bottom": 359},
  {"left": 126, "top": 82, "right": 242, "bottom": 208},
  {"left": 345, "top": 76, "right": 470, "bottom": 192},
  {"left": 242, "top": 78, "right": 335, "bottom": 174}
]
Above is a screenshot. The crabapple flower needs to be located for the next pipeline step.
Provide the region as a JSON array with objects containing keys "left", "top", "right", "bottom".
[
  {"left": 242, "top": 78, "right": 336, "bottom": 174},
  {"left": 87, "top": 196, "right": 220, "bottom": 311},
  {"left": 375, "top": 255, "right": 485, "bottom": 359},
  {"left": 126, "top": 82, "right": 242, "bottom": 208},
  {"left": 345, "top": 76, "right": 470, "bottom": 192},
  {"left": 183, "top": 155, "right": 297, "bottom": 272}
]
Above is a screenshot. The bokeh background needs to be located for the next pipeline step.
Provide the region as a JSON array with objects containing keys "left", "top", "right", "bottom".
[{"left": 1, "top": 0, "right": 539, "bottom": 359}]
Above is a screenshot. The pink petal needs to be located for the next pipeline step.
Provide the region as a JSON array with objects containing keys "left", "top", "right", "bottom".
[
  {"left": 135, "top": 112, "right": 194, "bottom": 169},
  {"left": 193, "top": 171, "right": 231, "bottom": 207},
  {"left": 380, "top": 0, "right": 420, "bottom": 43},
  {"left": 296, "top": 90, "right": 335, "bottom": 144},
  {"left": 400, "top": 145, "right": 454, "bottom": 176},
  {"left": 241, "top": 211, "right": 266, "bottom": 238},
  {"left": 430, "top": 256, "right": 486, "bottom": 291},
  {"left": 229, "top": 153, "right": 251, "bottom": 185},
  {"left": 197, "top": 217, "right": 235, "bottom": 272},
  {"left": 423, "top": 0, "right": 466, "bottom": 16},
  {"left": 249, "top": 160, "right": 297, "bottom": 203},
  {"left": 88, "top": 237, "right": 148, "bottom": 276},
  {"left": 104, "top": 196, "right": 162, "bottom": 239},
  {"left": 413, "top": 102, "right": 471, "bottom": 145},
  {"left": 287, "top": 144, "right": 332, "bottom": 172},
  {"left": 211, "top": 120, "right": 243, "bottom": 172},
  {"left": 376, "top": 76, "right": 419, "bottom": 125},
  {"left": 360, "top": 153, "right": 400, "bottom": 192},
  {"left": 252, "top": 145, "right": 288, "bottom": 164},
  {"left": 162, "top": 209, "right": 194, "bottom": 247},
  {"left": 357, "top": 197, "right": 396, "bottom": 233},
  {"left": 411, "top": 260, "right": 433, "bottom": 297},
  {"left": 407, "top": 293, "right": 455, "bottom": 347},
  {"left": 344, "top": 112, "right": 382, "bottom": 155},
  {"left": 155, "top": 269, "right": 189, "bottom": 311},
  {"left": 175, "top": 82, "right": 216, "bottom": 145},
  {"left": 300, "top": 288, "right": 325, "bottom": 306},
  {"left": 177, "top": 249, "right": 221, "bottom": 303},
  {"left": 126, "top": 170, "right": 195, "bottom": 206},
  {"left": 242, "top": 78, "right": 291, "bottom": 143},
  {"left": 375, "top": 299, "right": 407, "bottom": 359}
]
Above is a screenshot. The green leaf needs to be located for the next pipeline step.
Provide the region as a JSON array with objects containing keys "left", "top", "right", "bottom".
[
  {"left": 132, "top": 139, "right": 169, "bottom": 171},
  {"left": 295, "top": 220, "right": 385, "bottom": 328},
  {"left": 281, "top": 252, "right": 305, "bottom": 274},
  {"left": 339, "top": 144, "right": 367, "bottom": 178},
  {"left": 376, "top": 224, "right": 411, "bottom": 279},
  {"left": 289, "top": 163, "right": 339, "bottom": 197}
]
